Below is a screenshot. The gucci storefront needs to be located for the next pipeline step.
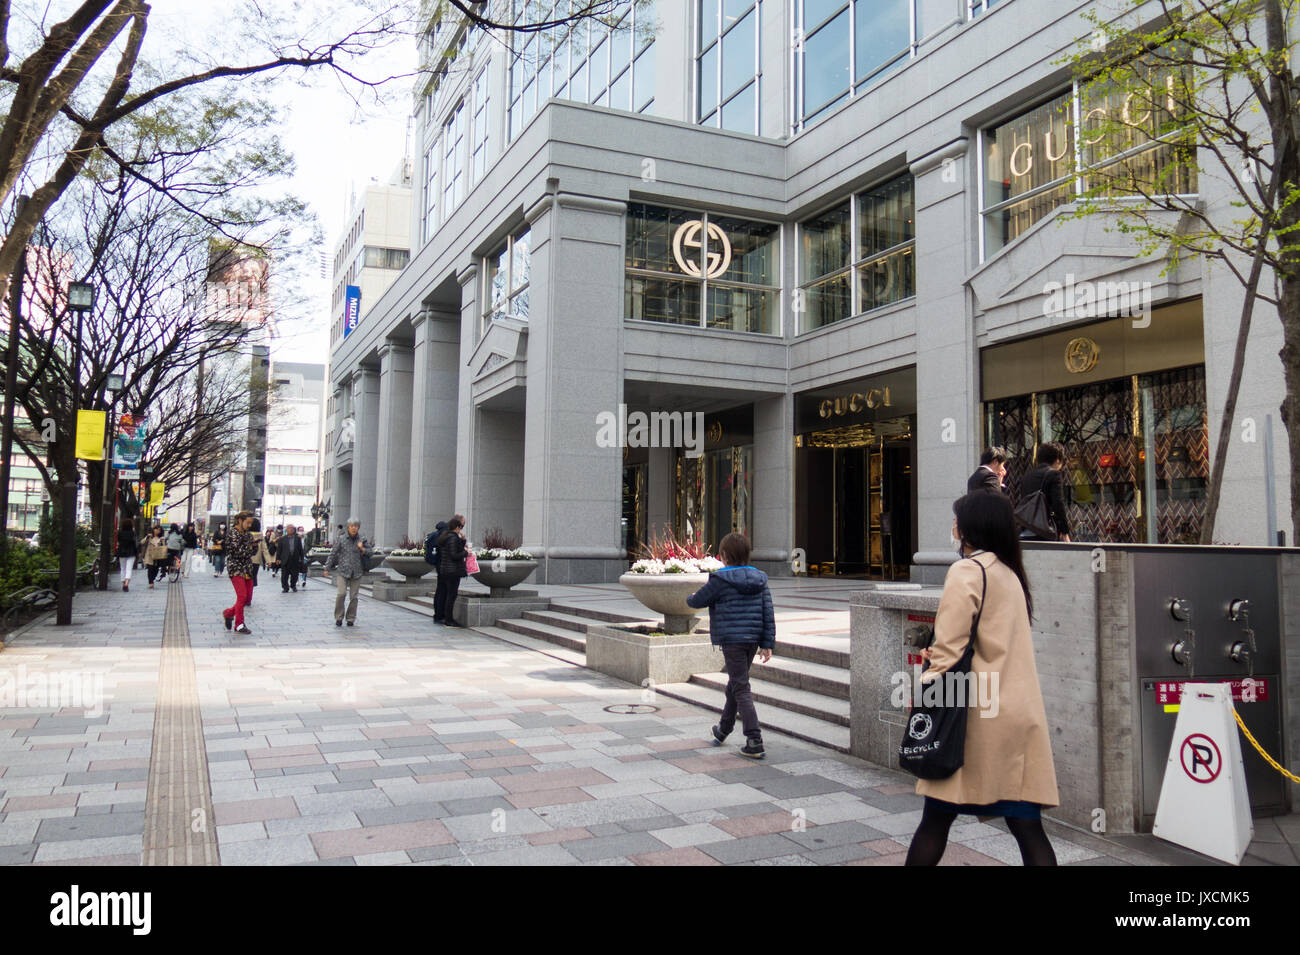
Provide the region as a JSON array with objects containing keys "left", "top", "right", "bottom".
[
  {"left": 795, "top": 368, "right": 917, "bottom": 579},
  {"left": 983, "top": 301, "right": 1209, "bottom": 544}
]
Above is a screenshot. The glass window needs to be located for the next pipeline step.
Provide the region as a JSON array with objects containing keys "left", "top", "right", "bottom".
[
  {"left": 482, "top": 227, "right": 532, "bottom": 335},
  {"left": 441, "top": 102, "right": 466, "bottom": 220},
  {"left": 421, "top": 142, "right": 438, "bottom": 244},
  {"left": 720, "top": 81, "right": 755, "bottom": 133},
  {"left": 980, "top": 52, "right": 1196, "bottom": 257},
  {"left": 855, "top": 0, "right": 910, "bottom": 85},
  {"left": 803, "top": 9, "right": 850, "bottom": 119},
  {"left": 470, "top": 69, "right": 491, "bottom": 182},
  {"left": 721, "top": 8, "right": 755, "bottom": 99},
  {"left": 699, "top": 43, "right": 719, "bottom": 121},
  {"left": 507, "top": 1, "right": 656, "bottom": 141},
  {"left": 798, "top": 0, "right": 916, "bottom": 132},
  {"left": 798, "top": 174, "right": 914, "bottom": 333},
  {"left": 626, "top": 203, "right": 779, "bottom": 334}
]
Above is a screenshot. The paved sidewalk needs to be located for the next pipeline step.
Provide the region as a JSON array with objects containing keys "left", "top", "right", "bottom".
[{"left": 0, "top": 571, "right": 1286, "bottom": 865}]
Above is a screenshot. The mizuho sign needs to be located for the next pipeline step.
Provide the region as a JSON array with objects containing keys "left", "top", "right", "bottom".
[{"left": 672, "top": 219, "right": 731, "bottom": 279}]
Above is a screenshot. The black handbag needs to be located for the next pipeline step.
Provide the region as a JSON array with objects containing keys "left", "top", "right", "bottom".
[{"left": 897, "top": 557, "right": 988, "bottom": 780}]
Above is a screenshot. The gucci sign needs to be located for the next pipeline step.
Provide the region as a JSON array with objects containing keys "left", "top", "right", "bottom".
[
  {"left": 819, "top": 388, "right": 892, "bottom": 418},
  {"left": 672, "top": 219, "right": 732, "bottom": 279}
]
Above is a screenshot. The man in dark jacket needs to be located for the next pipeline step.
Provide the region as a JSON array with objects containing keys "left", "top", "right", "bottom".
[
  {"left": 686, "top": 533, "right": 775, "bottom": 759},
  {"left": 1017, "top": 441, "right": 1072, "bottom": 541},
  {"left": 967, "top": 446, "right": 1008, "bottom": 494},
  {"left": 433, "top": 515, "right": 468, "bottom": 627},
  {"left": 277, "top": 525, "right": 306, "bottom": 593}
]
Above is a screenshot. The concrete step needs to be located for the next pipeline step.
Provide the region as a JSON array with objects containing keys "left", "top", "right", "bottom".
[
  {"left": 496, "top": 617, "right": 587, "bottom": 653},
  {"left": 688, "top": 671, "right": 851, "bottom": 728},
  {"left": 775, "top": 635, "right": 850, "bottom": 669},
  {"left": 752, "top": 655, "right": 850, "bottom": 700},
  {"left": 473, "top": 625, "right": 587, "bottom": 669},
  {"left": 548, "top": 602, "right": 651, "bottom": 626},
  {"left": 653, "top": 680, "right": 850, "bottom": 753},
  {"left": 520, "top": 609, "right": 603, "bottom": 633}
]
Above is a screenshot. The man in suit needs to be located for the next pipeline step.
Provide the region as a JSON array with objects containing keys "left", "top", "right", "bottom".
[
  {"left": 967, "top": 446, "right": 1009, "bottom": 494},
  {"left": 277, "top": 524, "right": 307, "bottom": 593}
]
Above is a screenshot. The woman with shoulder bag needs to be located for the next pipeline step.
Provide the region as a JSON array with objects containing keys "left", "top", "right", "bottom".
[
  {"left": 904, "top": 491, "right": 1059, "bottom": 866},
  {"left": 143, "top": 526, "right": 169, "bottom": 589}
]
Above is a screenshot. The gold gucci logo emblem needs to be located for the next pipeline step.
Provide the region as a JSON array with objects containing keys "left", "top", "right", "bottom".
[
  {"left": 1065, "top": 337, "right": 1101, "bottom": 374},
  {"left": 672, "top": 220, "right": 732, "bottom": 279}
]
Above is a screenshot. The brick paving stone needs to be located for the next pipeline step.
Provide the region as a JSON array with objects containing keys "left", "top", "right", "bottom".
[
  {"left": 630, "top": 846, "right": 722, "bottom": 866},
  {"left": 220, "top": 834, "right": 320, "bottom": 866},
  {"left": 648, "top": 822, "right": 735, "bottom": 849},
  {"left": 713, "top": 811, "right": 804, "bottom": 838},
  {"left": 526, "top": 827, "right": 593, "bottom": 846},
  {"left": 312, "top": 819, "right": 455, "bottom": 859},
  {"left": 2, "top": 793, "right": 78, "bottom": 812},
  {"left": 505, "top": 787, "right": 594, "bottom": 810},
  {"left": 564, "top": 831, "right": 669, "bottom": 862},
  {"left": 784, "top": 820, "right": 889, "bottom": 849},
  {"left": 700, "top": 834, "right": 808, "bottom": 865},
  {"left": 495, "top": 767, "right": 614, "bottom": 794},
  {"left": 213, "top": 796, "right": 301, "bottom": 826}
]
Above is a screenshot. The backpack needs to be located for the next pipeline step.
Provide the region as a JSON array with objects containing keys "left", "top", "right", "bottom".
[
  {"left": 1014, "top": 489, "right": 1055, "bottom": 539},
  {"left": 424, "top": 531, "right": 439, "bottom": 566}
]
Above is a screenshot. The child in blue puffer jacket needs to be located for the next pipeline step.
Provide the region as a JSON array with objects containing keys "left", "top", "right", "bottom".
[{"left": 686, "top": 532, "right": 776, "bottom": 759}]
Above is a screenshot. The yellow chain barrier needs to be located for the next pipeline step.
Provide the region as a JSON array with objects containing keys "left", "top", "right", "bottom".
[{"left": 1232, "top": 705, "right": 1300, "bottom": 784}]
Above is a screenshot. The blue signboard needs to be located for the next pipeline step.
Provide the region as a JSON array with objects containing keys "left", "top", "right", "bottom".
[{"left": 343, "top": 285, "right": 361, "bottom": 338}]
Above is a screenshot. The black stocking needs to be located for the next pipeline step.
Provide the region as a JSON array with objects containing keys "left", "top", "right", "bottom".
[
  {"left": 904, "top": 800, "right": 957, "bottom": 866},
  {"left": 1006, "top": 817, "right": 1058, "bottom": 866}
]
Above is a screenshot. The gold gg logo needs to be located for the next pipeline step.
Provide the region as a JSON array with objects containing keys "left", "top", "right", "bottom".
[
  {"left": 1065, "top": 337, "right": 1100, "bottom": 373},
  {"left": 672, "top": 220, "right": 732, "bottom": 279}
]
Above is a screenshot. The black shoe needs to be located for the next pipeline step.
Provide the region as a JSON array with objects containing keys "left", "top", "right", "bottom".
[
  {"left": 335, "top": 619, "right": 343, "bottom": 627},
  {"left": 432, "top": 617, "right": 444, "bottom": 624},
  {"left": 739, "top": 739, "right": 766, "bottom": 760},
  {"left": 234, "top": 624, "right": 252, "bottom": 635},
  {"left": 224, "top": 614, "right": 233, "bottom": 631},
  {"left": 710, "top": 724, "right": 729, "bottom": 746},
  {"left": 346, "top": 620, "right": 355, "bottom": 627},
  {"left": 291, "top": 587, "right": 297, "bottom": 592}
]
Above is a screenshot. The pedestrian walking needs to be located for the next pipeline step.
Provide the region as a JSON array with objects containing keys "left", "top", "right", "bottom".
[
  {"left": 296, "top": 527, "right": 309, "bottom": 589},
  {"left": 323, "top": 518, "right": 370, "bottom": 627},
  {"left": 904, "top": 491, "right": 1058, "bottom": 866},
  {"left": 277, "top": 524, "right": 306, "bottom": 593},
  {"left": 209, "top": 524, "right": 226, "bottom": 576},
  {"left": 165, "top": 523, "right": 184, "bottom": 578},
  {"left": 181, "top": 522, "right": 200, "bottom": 578},
  {"left": 1015, "top": 441, "right": 1072, "bottom": 542},
  {"left": 967, "top": 446, "right": 1008, "bottom": 494},
  {"left": 686, "top": 532, "right": 775, "bottom": 759},
  {"left": 144, "top": 526, "right": 168, "bottom": 588},
  {"left": 432, "top": 515, "right": 468, "bottom": 627},
  {"left": 221, "top": 511, "right": 256, "bottom": 635},
  {"left": 116, "top": 518, "right": 138, "bottom": 592},
  {"left": 247, "top": 518, "right": 272, "bottom": 604}
]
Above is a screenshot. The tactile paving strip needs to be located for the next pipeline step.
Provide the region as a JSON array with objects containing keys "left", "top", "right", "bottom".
[{"left": 142, "top": 582, "right": 220, "bottom": 865}]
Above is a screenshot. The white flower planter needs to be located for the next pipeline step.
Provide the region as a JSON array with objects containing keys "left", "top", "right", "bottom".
[
  {"left": 382, "top": 554, "right": 434, "bottom": 581},
  {"left": 472, "top": 559, "right": 539, "bottom": 597},
  {"left": 619, "top": 572, "right": 709, "bottom": 634}
]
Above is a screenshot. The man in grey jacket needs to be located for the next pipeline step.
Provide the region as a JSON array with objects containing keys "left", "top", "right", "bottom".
[{"left": 323, "top": 518, "right": 370, "bottom": 627}]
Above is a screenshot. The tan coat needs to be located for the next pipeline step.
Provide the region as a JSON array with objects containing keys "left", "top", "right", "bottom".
[{"left": 915, "top": 551, "right": 1059, "bottom": 808}]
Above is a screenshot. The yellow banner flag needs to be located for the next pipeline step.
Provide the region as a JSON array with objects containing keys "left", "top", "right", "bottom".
[
  {"left": 75, "top": 410, "right": 106, "bottom": 460},
  {"left": 149, "top": 482, "right": 165, "bottom": 506}
]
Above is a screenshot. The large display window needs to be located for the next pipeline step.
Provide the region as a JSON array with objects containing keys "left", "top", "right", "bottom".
[{"left": 625, "top": 204, "right": 780, "bottom": 333}]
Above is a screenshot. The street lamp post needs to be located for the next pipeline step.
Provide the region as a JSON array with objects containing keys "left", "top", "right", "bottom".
[{"left": 57, "top": 280, "right": 94, "bottom": 626}]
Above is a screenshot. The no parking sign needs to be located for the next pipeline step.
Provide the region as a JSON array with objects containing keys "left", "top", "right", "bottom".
[{"left": 1153, "top": 683, "right": 1253, "bottom": 864}]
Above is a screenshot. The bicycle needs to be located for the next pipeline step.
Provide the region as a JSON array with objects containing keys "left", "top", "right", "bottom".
[{"left": 167, "top": 552, "right": 182, "bottom": 583}]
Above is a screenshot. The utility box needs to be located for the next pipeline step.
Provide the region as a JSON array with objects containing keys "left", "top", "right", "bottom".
[{"left": 1132, "top": 551, "right": 1288, "bottom": 828}]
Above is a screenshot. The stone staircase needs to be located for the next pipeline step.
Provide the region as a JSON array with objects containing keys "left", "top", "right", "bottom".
[{"left": 471, "top": 601, "right": 852, "bottom": 754}]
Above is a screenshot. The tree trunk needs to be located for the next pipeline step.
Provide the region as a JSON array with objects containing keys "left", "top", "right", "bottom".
[
  {"left": 1279, "top": 270, "right": 1300, "bottom": 545},
  {"left": 1199, "top": 247, "right": 1269, "bottom": 543}
]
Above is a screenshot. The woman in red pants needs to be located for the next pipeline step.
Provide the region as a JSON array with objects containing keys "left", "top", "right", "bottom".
[{"left": 222, "top": 511, "right": 256, "bottom": 635}]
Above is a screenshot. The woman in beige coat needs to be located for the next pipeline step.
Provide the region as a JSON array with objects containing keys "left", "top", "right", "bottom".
[{"left": 905, "top": 491, "right": 1059, "bottom": 866}]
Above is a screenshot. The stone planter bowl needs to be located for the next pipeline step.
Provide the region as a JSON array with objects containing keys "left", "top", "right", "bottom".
[
  {"left": 472, "top": 558, "right": 539, "bottom": 598},
  {"left": 382, "top": 554, "right": 434, "bottom": 581},
  {"left": 619, "top": 572, "right": 709, "bottom": 634}
]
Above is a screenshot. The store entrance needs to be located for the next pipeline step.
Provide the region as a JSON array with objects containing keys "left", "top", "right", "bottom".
[{"left": 797, "top": 417, "right": 914, "bottom": 579}]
